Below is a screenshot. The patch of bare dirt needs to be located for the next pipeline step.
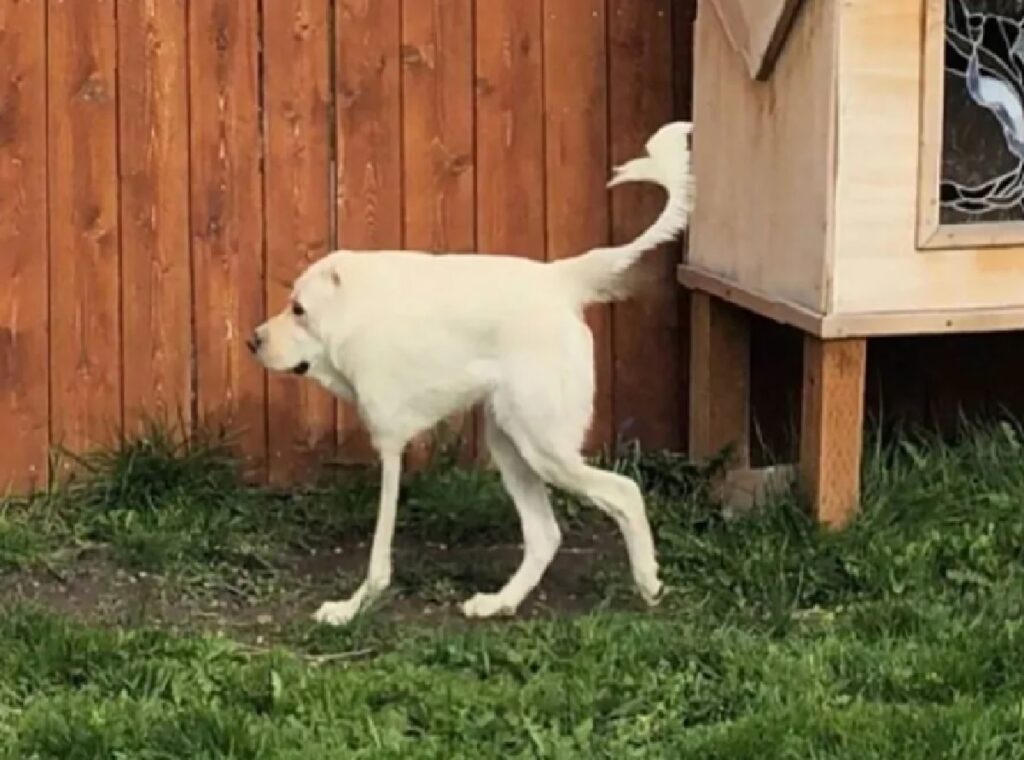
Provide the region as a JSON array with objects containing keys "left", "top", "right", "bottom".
[{"left": 0, "top": 529, "right": 636, "bottom": 642}]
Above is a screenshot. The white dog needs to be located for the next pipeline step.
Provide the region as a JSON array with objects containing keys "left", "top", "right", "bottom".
[{"left": 250, "top": 121, "right": 694, "bottom": 625}]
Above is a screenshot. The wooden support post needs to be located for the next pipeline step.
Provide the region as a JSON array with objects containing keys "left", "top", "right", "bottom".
[
  {"left": 800, "top": 335, "right": 867, "bottom": 529},
  {"left": 688, "top": 292, "right": 751, "bottom": 468}
]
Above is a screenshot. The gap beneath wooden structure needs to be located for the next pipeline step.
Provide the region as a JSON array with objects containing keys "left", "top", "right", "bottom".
[{"left": 687, "top": 292, "right": 867, "bottom": 527}]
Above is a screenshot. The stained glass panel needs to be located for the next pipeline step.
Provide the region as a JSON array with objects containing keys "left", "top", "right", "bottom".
[{"left": 940, "top": 0, "right": 1024, "bottom": 226}]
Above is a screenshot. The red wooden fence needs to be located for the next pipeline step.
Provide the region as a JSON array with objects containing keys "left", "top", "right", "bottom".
[{"left": 0, "top": 0, "right": 695, "bottom": 491}]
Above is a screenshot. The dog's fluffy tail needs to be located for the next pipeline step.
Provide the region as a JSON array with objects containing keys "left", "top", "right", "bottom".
[{"left": 552, "top": 120, "right": 694, "bottom": 305}]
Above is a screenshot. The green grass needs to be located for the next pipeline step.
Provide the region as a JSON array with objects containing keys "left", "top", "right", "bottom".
[{"left": 2, "top": 422, "right": 1024, "bottom": 756}]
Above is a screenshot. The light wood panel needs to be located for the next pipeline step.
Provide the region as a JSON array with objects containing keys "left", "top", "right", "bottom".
[
  {"left": 690, "top": 0, "right": 835, "bottom": 315},
  {"left": 833, "top": 0, "right": 1024, "bottom": 321}
]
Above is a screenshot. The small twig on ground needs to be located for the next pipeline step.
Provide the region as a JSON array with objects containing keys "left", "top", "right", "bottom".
[
  {"left": 231, "top": 641, "right": 376, "bottom": 665},
  {"left": 304, "top": 648, "right": 376, "bottom": 666},
  {"left": 40, "top": 561, "right": 68, "bottom": 584}
]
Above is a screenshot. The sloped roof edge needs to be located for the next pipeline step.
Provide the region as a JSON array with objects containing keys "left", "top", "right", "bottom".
[{"left": 709, "top": 0, "right": 807, "bottom": 81}]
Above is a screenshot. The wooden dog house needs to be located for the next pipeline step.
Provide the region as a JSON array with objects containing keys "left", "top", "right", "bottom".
[{"left": 683, "top": 0, "right": 1024, "bottom": 525}]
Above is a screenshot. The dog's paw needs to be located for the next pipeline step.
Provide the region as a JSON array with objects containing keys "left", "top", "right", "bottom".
[
  {"left": 638, "top": 576, "right": 665, "bottom": 607},
  {"left": 312, "top": 599, "right": 362, "bottom": 626},
  {"left": 461, "top": 592, "right": 517, "bottom": 619}
]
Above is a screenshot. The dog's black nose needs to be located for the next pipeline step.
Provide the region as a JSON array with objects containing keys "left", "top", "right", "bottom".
[{"left": 246, "top": 333, "right": 262, "bottom": 354}]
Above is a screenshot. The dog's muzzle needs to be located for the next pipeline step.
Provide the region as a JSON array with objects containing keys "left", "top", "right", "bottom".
[{"left": 291, "top": 361, "right": 310, "bottom": 376}]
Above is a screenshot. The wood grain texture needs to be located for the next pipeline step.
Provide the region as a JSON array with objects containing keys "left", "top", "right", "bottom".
[
  {"left": 689, "top": 0, "right": 834, "bottom": 316},
  {"left": 709, "top": 0, "right": 804, "bottom": 80},
  {"left": 609, "top": 0, "right": 681, "bottom": 450},
  {"left": 673, "top": 0, "right": 698, "bottom": 454},
  {"left": 401, "top": 0, "right": 474, "bottom": 255},
  {"left": 473, "top": 0, "right": 544, "bottom": 463},
  {"left": 48, "top": 0, "right": 122, "bottom": 467},
  {"left": 401, "top": 0, "right": 476, "bottom": 466},
  {"left": 117, "top": 0, "right": 191, "bottom": 435},
  {"left": 263, "top": 0, "right": 336, "bottom": 484},
  {"left": 189, "top": 0, "right": 266, "bottom": 475},
  {"left": 0, "top": 0, "right": 717, "bottom": 490},
  {"left": 0, "top": 0, "right": 48, "bottom": 491},
  {"left": 475, "top": 0, "right": 544, "bottom": 259},
  {"left": 800, "top": 336, "right": 866, "bottom": 529},
  {"left": 688, "top": 293, "right": 750, "bottom": 466},
  {"left": 690, "top": 0, "right": 1024, "bottom": 334},
  {"left": 543, "top": 0, "right": 612, "bottom": 452},
  {"left": 677, "top": 264, "right": 826, "bottom": 336},
  {"left": 830, "top": 0, "right": 1024, "bottom": 321},
  {"left": 915, "top": 0, "right": 949, "bottom": 250},
  {"left": 334, "top": 0, "right": 402, "bottom": 462}
]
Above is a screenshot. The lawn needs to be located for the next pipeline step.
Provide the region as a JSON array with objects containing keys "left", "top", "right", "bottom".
[{"left": 1, "top": 424, "right": 1023, "bottom": 758}]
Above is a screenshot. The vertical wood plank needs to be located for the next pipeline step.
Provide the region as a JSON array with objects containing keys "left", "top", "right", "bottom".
[
  {"left": 475, "top": 0, "right": 544, "bottom": 259},
  {"left": 475, "top": 0, "right": 544, "bottom": 463},
  {"left": 401, "top": 0, "right": 473, "bottom": 255},
  {"left": 263, "top": 0, "right": 336, "bottom": 484},
  {"left": 608, "top": 0, "right": 681, "bottom": 450},
  {"left": 800, "top": 336, "right": 867, "bottom": 529},
  {"left": 0, "top": 0, "right": 48, "bottom": 491},
  {"left": 688, "top": 293, "right": 750, "bottom": 466},
  {"left": 334, "top": 0, "right": 402, "bottom": 462},
  {"left": 401, "top": 0, "right": 476, "bottom": 466},
  {"left": 48, "top": 0, "right": 122, "bottom": 467},
  {"left": 673, "top": 0, "right": 698, "bottom": 452},
  {"left": 672, "top": 0, "right": 698, "bottom": 122},
  {"left": 189, "top": 0, "right": 266, "bottom": 475},
  {"left": 117, "top": 0, "right": 191, "bottom": 435},
  {"left": 543, "top": 0, "right": 612, "bottom": 453}
]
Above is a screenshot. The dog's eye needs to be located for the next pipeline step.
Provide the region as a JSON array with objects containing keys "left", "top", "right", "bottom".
[{"left": 291, "top": 302, "right": 305, "bottom": 317}]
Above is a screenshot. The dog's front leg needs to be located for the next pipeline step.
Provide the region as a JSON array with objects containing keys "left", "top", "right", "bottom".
[{"left": 313, "top": 450, "right": 402, "bottom": 626}]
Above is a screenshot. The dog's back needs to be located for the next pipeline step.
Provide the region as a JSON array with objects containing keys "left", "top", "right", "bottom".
[{"left": 319, "top": 119, "right": 693, "bottom": 339}]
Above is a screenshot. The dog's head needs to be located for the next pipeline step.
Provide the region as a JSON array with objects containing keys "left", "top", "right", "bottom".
[{"left": 248, "top": 258, "right": 340, "bottom": 377}]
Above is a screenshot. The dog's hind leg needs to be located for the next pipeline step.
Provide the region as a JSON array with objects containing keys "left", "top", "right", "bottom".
[
  {"left": 313, "top": 448, "right": 402, "bottom": 626},
  {"left": 555, "top": 460, "right": 662, "bottom": 605},
  {"left": 529, "top": 448, "right": 662, "bottom": 605},
  {"left": 490, "top": 369, "right": 663, "bottom": 606},
  {"left": 461, "top": 412, "right": 562, "bottom": 619}
]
